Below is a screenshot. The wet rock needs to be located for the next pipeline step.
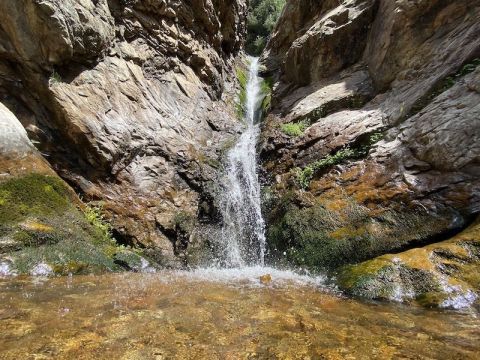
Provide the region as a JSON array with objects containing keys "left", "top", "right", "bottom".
[
  {"left": 0, "top": 0, "right": 248, "bottom": 265},
  {"left": 260, "top": 0, "right": 480, "bottom": 298},
  {"left": 338, "top": 220, "right": 480, "bottom": 309},
  {"left": 260, "top": 274, "right": 272, "bottom": 285}
]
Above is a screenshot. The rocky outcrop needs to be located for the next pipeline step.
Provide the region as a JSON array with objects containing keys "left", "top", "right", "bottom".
[
  {"left": 0, "top": 102, "right": 150, "bottom": 275},
  {"left": 0, "top": 0, "right": 247, "bottom": 268},
  {"left": 260, "top": 0, "right": 480, "bottom": 305},
  {"left": 339, "top": 220, "right": 480, "bottom": 309},
  {"left": 0, "top": 102, "right": 54, "bottom": 177}
]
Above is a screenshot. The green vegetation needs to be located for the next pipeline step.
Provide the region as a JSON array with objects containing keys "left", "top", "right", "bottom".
[
  {"left": 295, "top": 132, "right": 384, "bottom": 189},
  {"left": 0, "top": 174, "right": 71, "bottom": 225},
  {"left": 236, "top": 66, "right": 248, "bottom": 118},
  {"left": 260, "top": 76, "right": 273, "bottom": 114},
  {"left": 266, "top": 192, "right": 452, "bottom": 272},
  {"left": 280, "top": 120, "right": 310, "bottom": 137},
  {"left": 267, "top": 199, "right": 376, "bottom": 270},
  {"left": 84, "top": 204, "right": 112, "bottom": 242},
  {"left": 49, "top": 70, "right": 62, "bottom": 84},
  {"left": 295, "top": 148, "right": 356, "bottom": 189},
  {"left": 0, "top": 174, "right": 149, "bottom": 275},
  {"left": 236, "top": 64, "right": 273, "bottom": 119},
  {"left": 246, "top": 0, "right": 286, "bottom": 55}
]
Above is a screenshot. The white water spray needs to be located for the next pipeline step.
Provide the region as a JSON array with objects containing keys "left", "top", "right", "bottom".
[{"left": 216, "top": 57, "right": 267, "bottom": 267}]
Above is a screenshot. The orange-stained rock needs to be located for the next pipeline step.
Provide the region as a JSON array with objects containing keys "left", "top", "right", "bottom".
[{"left": 260, "top": 0, "right": 480, "bottom": 289}]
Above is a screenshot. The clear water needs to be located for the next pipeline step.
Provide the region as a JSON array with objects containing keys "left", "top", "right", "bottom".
[
  {"left": 216, "top": 57, "right": 267, "bottom": 267},
  {"left": 1, "top": 273, "right": 479, "bottom": 359}
]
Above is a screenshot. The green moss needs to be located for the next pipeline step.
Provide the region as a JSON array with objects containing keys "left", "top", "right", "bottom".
[
  {"left": 280, "top": 120, "right": 309, "bottom": 137},
  {"left": 0, "top": 174, "right": 71, "bottom": 224},
  {"left": 236, "top": 65, "right": 272, "bottom": 120},
  {"left": 13, "top": 240, "right": 120, "bottom": 275},
  {"left": 0, "top": 174, "right": 153, "bottom": 275},
  {"left": 338, "top": 259, "right": 391, "bottom": 290},
  {"left": 260, "top": 76, "right": 273, "bottom": 114},
  {"left": 236, "top": 67, "right": 248, "bottom": 118},
  {"left": 267, "top": 200, "right": 377, "bottom": 270},
  {"left": 415, "top": 292, "right": 449, "bottom": 308},
  {"left": 265, "top": 190, "right": 453, "bottom": 272}
]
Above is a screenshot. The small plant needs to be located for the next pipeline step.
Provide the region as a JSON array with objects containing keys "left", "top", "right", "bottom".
[
  {"left": 295, "top": 132, "right": 384, "bottom": 189},
  {"left": 84, "top": 203, "right": 113, "bottom": 243},
  {"left": 407, "top": 58, "right": 480, "bottom": 118},
  {"left": 49, "top": 70, "right": 62, "bottom": 85},
  {"left": 295, "top": 147, "right": 356, "bottom": 189},
  {"left": 280, "top": 119, "right": 310, "bottom": 137}
]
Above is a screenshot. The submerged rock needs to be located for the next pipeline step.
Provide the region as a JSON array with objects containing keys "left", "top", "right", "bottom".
[{"left": 260, "top": 274, "right": 272, "bottom": 285}]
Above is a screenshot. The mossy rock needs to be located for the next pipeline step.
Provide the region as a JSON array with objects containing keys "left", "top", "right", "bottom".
[
  {"left": 337, "top": 221, "right": 480, "bottom": 308},
  {"left": 0, "top": 173, "right": 152, "bottom": 275},
  {"left": 0, "top": 174, "right": 71, "bottom": 225},
  {"left": 265, "top": 192, "right": 457, "bottom": 271}
]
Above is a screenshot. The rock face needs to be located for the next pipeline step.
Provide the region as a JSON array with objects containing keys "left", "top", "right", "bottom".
[
  {"left": 260, "top": 0, "right": 480, "bottom": 306},
  {"left": 0, "top": 102, "right": 149, "bottom": 275},
  {"left": 0, "top": 0, "right": 247, "bottom": 267},
  {"left": 0, "top": 102, "right": 53, "bottom": 177}
]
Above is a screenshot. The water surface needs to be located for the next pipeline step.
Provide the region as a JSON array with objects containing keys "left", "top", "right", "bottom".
[{"left": 1, "top": 270, "right": 479, "bottom": 359}]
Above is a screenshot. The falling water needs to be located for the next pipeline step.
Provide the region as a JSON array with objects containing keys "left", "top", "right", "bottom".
[{"left": 217, "top": 57, "right": 267, "bottom": 267}]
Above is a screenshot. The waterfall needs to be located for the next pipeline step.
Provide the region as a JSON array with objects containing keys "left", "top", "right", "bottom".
[{"left": 216, "top": 57, "right": 267, "bottom": 268}]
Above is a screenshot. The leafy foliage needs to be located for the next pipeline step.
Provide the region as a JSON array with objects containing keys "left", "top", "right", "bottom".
[
  {"left": 84, "top": 203, "right": 113, "bottom": 244},
  {"left": 280, "top": 120, "right": 310, "bottom": 137},
  {"left": 295, "top": 148, "right": 356, "bottom": 189},
  {"left": 246, "top": 0, "right": 286, "bottom": 55}
]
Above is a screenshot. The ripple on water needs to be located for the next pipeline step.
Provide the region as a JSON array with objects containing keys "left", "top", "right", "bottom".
[
  {"left": 0, "top": 272, "right": 479, "bottom": 359},
  {"left": 174, "top": 266, "right": 331, "bottom": 288}
]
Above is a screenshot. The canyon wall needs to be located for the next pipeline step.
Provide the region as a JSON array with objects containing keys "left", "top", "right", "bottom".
[
  {"left": 260, "top": 0, "right": 480, "bottom": 306},
  {"left": 0, "top": 0, "right": 247, "bottom": 271}
]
